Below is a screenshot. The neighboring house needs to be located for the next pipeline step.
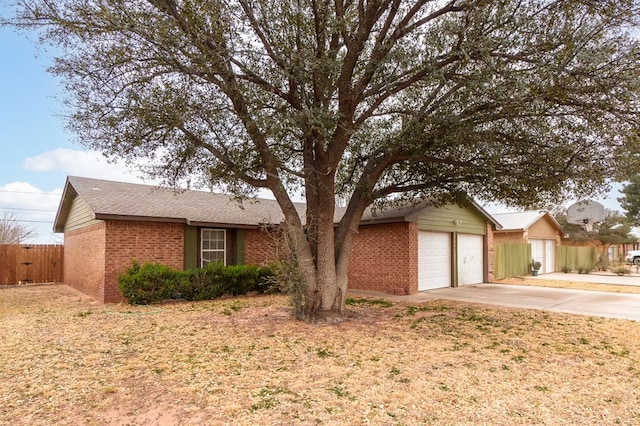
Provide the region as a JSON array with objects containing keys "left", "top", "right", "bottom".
[
  {"left": 53, "top": 176, "right": 500, "bottom": 302},
  {"left": 491, "top": 211, "right": 566, "bottom": 274}
]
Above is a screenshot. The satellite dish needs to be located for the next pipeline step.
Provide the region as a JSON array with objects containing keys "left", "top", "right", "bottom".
[{"left": 566, "top": 200, "right": 605, "bottom": 232}]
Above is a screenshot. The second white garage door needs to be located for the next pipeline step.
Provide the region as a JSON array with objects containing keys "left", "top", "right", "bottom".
[
  {"left": 457, "top": 234, "right": 484, "bottom": 286},
  {"left": 418, "top": 232, "right": 451, "bottom": 291}
]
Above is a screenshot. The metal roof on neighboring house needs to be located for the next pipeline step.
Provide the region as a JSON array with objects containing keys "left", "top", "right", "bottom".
[{"left": 491, "top": 211, "right": 566, "bottom": 235}]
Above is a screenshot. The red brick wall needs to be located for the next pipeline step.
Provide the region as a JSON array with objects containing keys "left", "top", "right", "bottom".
[
  {"left": 64, "top": 220, "right": 186, "bottom": 303},
  {"left": 103, "top": 221, "right": 185, "bottom": 303},
  {"left": 63, "top": 222, "right": 107, "bottom": 302},
  {"left": 244, "top": 228, "right": 279, "bottom": 265},
  {"left": 486, "top": 223, "right": 495, "bottom": 283},
  {"left": 348, "top": 222, "right": 418, "bottom": 294},
  {"left": 493, "top": 231, "right": 526, "bottom": 244}
]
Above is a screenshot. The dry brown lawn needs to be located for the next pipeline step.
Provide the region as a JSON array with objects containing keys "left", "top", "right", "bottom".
[{"left": 1, "top": 283, "right": 640, "bottom": 425}]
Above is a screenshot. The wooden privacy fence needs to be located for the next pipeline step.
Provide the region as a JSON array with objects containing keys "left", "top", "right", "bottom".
[
  {"left": 556, "top": 246, "right": 596, "bottom": 271},
  {"left": 494, "top": 243, "right": 597, "bottom": 280},
  {"left": 0, "top": 244, "right": 64, "bottom": 285},
  {"left": 493, "top": 242, "right": 532, "bottom": 280}
]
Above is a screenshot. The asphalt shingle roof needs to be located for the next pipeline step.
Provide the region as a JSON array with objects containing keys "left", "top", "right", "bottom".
[
  {"left": 55, "top": 176, "right": 305, "bottom": 230},
  {"left": 54, "top": 176, "right": 501, "bottom": 232}
]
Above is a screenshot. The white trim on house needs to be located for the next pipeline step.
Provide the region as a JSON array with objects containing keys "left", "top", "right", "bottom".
[{"left": 201, "top": 228, "right": 226, "bottom": 267}]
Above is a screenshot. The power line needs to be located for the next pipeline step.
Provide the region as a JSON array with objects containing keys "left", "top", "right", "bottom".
[
  {"left": 0, "top": 207, "right": 58, "bottom": 213},
  {"left": 0, "top": 189, "right": 61, "bottom": 196}
]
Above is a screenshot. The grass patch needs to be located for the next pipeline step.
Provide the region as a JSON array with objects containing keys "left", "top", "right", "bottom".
[{"left": 345, "top": 297, "right": 393, "bottom": 307}]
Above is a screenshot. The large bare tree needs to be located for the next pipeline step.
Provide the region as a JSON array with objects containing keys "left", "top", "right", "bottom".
[
  {"left": 0, "top": 212, "right": 35, "bottom": 244},
  {"left": 6, "top": 0, "right": 640, "bottom": 317}
]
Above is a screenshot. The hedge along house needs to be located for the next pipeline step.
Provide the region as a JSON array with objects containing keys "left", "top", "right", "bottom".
[
  {"left": 491, "top": 211, "right": 567, "bottom": 274},
  {"left": 54, "top": 176, "right": 500, "bottom": 303}
]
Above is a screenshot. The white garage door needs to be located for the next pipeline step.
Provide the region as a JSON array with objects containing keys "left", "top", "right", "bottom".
[
  {"left": 457, "top": 234, "right": 484, "bottom": 286},
  {"left": 418, "top": 232, "right": 451, "bottom": 291},
  {"left": 544, "top": 240, "right": 555, "bottom": 273},
  {"left": 530, "top": 239, "right": 555, "bottom": 274}
]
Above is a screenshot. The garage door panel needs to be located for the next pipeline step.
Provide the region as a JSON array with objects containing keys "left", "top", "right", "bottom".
[
  {"left": 418, "top": 232, "right": 451, "bottom": 291},
  {"left": 530, "top": 239, "right": 555, "bottom": 274},
  {"left": 544, "top": 240, "right": 555, "bottom": 273},
  {"left": 457, "top": 234, "right": 484, "bottom": 286}
]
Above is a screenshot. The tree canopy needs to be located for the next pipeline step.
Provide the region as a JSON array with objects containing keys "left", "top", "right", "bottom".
[
  {"left": 619, "top": 174, "right": 640, "bottom": 226},
  {"left": 6, "top": 0, "right": 640, "bottom": 316}
]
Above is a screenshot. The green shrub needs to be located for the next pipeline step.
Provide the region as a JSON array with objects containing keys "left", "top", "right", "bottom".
[
  {"left": 118, "top": 260, "right": 275, "bottom": 304},
  {"left": 577, "top": 265, "right": 593, "bottom": 274},
  {"left": 178, "top": 264, "right": 226, "bottom": 301},
  {"left": 560, "top": 265, "right": 571, "bottom": 273},
  {"left": 117, "top": 260, "right": 181, "bottom": 304},
  {"left": 609, "top": 263, "right": 631, "bottom": 276},
  {"left": 223, "top": 264, "right": 255, "bottom": 295},
  {"left": 594, "top": 257, "right": 610, "bottom": 272}
]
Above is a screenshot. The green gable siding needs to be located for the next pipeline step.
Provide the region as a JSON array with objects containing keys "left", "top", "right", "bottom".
[
  {"left": 64, "top": 196, "right": 102, "bottom": 232},
  {"left": 184, "top": 226, "right": 198, "bottom": 269},
  {"left": 416, "top": 204, "right": 486, "bottom": 234}
]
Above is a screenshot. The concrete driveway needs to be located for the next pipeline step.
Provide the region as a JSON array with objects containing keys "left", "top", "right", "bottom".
[{"left": 349, "top": 273, "right": 640, "bottom": 322}]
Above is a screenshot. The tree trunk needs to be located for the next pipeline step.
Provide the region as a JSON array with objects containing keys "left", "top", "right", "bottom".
[{"left": 296, "top": 169, "right": 350, "bottom": 319}]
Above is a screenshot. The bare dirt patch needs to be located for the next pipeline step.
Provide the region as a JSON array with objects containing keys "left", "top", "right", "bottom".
[{"left": 1, "top": 284, "right": 640, "bottom": 425}]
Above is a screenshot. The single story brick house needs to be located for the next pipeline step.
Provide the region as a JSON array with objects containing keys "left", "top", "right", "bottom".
[
  {"left": 491, "top": 211, "right": 566, "bottom": 274},
  {"left": 53, "top": 176, "right": 500, "bottom": 302}
]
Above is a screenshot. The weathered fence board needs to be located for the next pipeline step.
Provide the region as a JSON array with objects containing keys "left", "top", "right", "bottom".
[
  {"left": 493, "top": 242, "right": 532, "bottom": 280},
  {"left": 556, "top": 246, "right": 596, "bottom": 272},
  {"left": 0, "top": 245, "right": 64, "bottom": 285}
]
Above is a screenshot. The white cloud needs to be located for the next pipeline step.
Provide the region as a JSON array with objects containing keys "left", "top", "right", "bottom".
[
  {"left": 21, "top": 148, "right": 152, "bottom": 184},
  {"left": 0, "top": 182, "right": 63, "bottom": 244},
  {"left": 12, "top": 148, "right": 160, "bottom": 243},
  {"left": 0, "top": 181, "right": 61, "bottom": 211}
]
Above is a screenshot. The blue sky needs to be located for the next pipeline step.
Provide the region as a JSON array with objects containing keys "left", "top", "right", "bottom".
[
  {"left": 0, "top": 4, "right": 628, "bottom": 244},
  {"left": 1, "top": 4, "right": 154, "bottom": 243}
]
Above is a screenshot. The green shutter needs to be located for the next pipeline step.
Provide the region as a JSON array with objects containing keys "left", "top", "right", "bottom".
[
  {"left": 184, "top": 226, "right": 198, "bottom": 270},
  {"left": 235, "top": 229, "right": 245, "bottom": 264}
]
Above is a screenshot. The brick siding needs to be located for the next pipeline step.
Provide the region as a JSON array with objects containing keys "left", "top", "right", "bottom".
[
  {"left": 244, "top": 228, "right": 280, "bottom": 266},
  {"left": 103, "top": 221, "right": 184, "bottom": 303},
  {"left": 348, "top": 222, "right": 418, "bottom": 294},
  {"left": 65, "top": 218, "right": 492, "bottom": 302},
  {"left": 64, "top": 220, "right": 185, "bottom": 303},
  {"left": 492, "top": 230, "right": 527, "bottom": 244},
  {"left": 486, "top": 223, "right": 495, "bottom": 283},
  {"left": 63, "top": 222, "right": 107, "bottom": 302}
]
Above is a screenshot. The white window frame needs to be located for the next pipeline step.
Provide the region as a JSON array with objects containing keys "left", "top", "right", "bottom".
[{"left": 201, "top": 229, "right": 226, "bottom": 267}]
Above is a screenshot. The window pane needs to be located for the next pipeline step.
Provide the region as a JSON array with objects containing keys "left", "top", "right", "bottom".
[
  {"left": 201, "top": 229, "right": 225, "bottom": 267},
  {"left": 203, "top": 251, "right": 224, "bottom": 264}
]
